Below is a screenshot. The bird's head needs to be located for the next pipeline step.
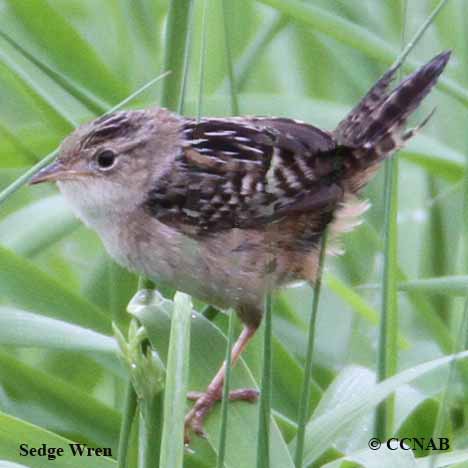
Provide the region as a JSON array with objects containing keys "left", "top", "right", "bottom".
[{"left": 30, "top": 107, "right": 181, "bottom": 225}]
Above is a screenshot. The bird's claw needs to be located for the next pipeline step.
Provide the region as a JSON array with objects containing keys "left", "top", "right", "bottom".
[{"left": 184, "top": 387, "right": 259, "bottom": 443}]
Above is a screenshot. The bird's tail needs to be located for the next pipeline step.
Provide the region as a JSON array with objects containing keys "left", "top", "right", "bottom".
[{"left": 334, "top": 50, "right": 450, "bottom": 190}]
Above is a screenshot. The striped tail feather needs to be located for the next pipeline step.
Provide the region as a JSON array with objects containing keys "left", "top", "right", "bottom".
[
  {"left": 334, "top": 50, "right": 450, "bottom": 191},
  {"left": 335, "top": 51, "right": 450, "bottom": 149},
  {"left": 334, "top": 66, "right": 399, "bottom": 146}
]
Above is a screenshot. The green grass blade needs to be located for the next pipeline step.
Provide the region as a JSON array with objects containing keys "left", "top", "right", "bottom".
[
  {"left": 0, "top": 352, "right": 120, "bottom": 450},
  {"left": 177, "top": 1, "right": 195, "bottom": 115},
  {"left": 0, "top": 412, "right": 117, "bottom": 468},
  {"left": 0, "top": 195, "right": 78, "bottom": 256},
  {"left": 0, "top": 49, "right": 77, "bottom": 130},
  {"left": 117, "top": 382, "right": 138, "bottom": 468},
  {"left": 197, "top": 0, "right": 209, "bottom": 120},
  {"left": 0, "top": 48, "right": 76, "bottom": 130},
  {"left": 160, "top": 0, "right": 194, "bottom": 111},
  {"left": 375, "top": 153, "right": 399, "bottom": 439},
  {"left": 138, "top": 395, "right": 162, "bottom": 468},
  {"left": 0, "top": 306, "right": 116, "bottom": 354},
  {"left": 377, "top": 0, "right": 449, "bottom": 439},
  {"left": 5, "top": 0, "right": 128, "bottom": 103},
  {"left": 221, "top": 0, "right": 239, "bottom": 115},
  {"left": 294, "top": 233, "right": 327, "bottom": 468},
  {"left": 0, "top": 29, "right": 108, "bottom": 114},
  {"left": 391, "top": 0, "right": 450, "bottom": 70},
  {"left": 0, "top": 307, "right": 123, "bottom": 378},
  {"left": 299, "top": 349, "right": 468, "bottom": 466},
  {"left": 0, "top": 150, "right": 58, "bottom": 206},
  {"left": 396, "top": 276, "right": 468, "bottom": 296},
  {"left": 217, "top": 311, "right": 236, "bottom": 468},
  {"left": 257, "top": 293, "right": 273, "bottom": 468},
  {"left": 0, "top": 246, "right": 110, "bottom": 333},
  {"left": 159, "top": 292, "right": 192, "bottom": 468}
]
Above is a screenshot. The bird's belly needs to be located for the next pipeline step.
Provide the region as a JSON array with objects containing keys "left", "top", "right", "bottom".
[{"left": 102, "top": 217, "right": 266, "bottom": 311}]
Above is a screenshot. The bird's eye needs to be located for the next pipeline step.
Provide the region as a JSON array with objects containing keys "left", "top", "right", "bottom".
[{"left": 95, "top": 150, "right": 117, "bottom": 170}]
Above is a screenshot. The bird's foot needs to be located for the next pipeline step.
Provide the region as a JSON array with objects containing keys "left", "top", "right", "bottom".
[{"left": 184, "top": 387, "right": 259, "bottom": 442}]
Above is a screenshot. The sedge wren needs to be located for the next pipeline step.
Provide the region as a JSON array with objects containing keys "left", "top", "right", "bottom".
[{"left": 30, "top": 51, "right": 450, "bottom": 438}]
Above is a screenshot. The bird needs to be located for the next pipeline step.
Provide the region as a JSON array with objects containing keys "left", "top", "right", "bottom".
[{"left": 30, "top": 51, "right": 450, "bottom": 439}]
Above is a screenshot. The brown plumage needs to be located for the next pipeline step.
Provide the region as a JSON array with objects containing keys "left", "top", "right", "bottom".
[{"left": 30, "top": 51, "right": 451, "bottom": 440}]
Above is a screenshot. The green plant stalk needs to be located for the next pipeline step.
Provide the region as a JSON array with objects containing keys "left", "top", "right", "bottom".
[
  {"left": 397, "top": 276, "right": 468, "bottom": 295},
  {"left": 160, "top": 0, "right": 194, "bottom": 111},
  {"left": 109, "top": 263, "right": 127, "bottom": 427},
  {"left": 376, "top": 7, "right": 405, "bottom": 438},
  {"left": 139, "top": 395, "right": 163, "bottom": 468},
  {"left": 221, "top": 0, "right": 239, "bottom": 115},
  {"left": 178, "top": 1, "right": 195, "bottom": 115},
  {"left": 374, "top": 0, "right": 451, "bottom": 439},
  {"left": 294, "top": 232, "right": 327, "bottom": 468},
  {"left": 217, "top": 311, "right": 236, "bottom": 468},
  {"left": 257, "top": 291, "right": 273, "bottom": 468},
  {"left": 133, "top": 285, "right": 156, "bottom": 468},
  {"left": 159, "top": 292, "right": 191, "bottom": 468},
  {"left": 197, "top": 0, "right": 208, "bottom": 121},
  {"left": 375, "top": 156, "right": 399, "bottom": 440},
  {"left": 424, "top": 176, "right": 449, "bottom": 321},
  {"left": 0, "top": 150, "right": 58, "bottom": 207},
  {"left": 117, "top": 381, "right": 138, "bottom": 468},
  {"left": 390, "top": 0, "right": 450, "bottom": 70},
  {"left": 376, "top": 0, "right": 405, "bottom": 426}
]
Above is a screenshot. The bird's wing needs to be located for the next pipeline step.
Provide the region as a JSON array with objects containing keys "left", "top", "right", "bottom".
[{"left": 144, "top": 117, "right": 343, "bottom": 235}]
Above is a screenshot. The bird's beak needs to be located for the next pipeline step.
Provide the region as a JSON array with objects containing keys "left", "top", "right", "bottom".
[
  {"left": 29, "top": 160, "right": 88, "bottom": 185},
  {"left": 29, "top": 160, "right": 67, "bottom": 185}
]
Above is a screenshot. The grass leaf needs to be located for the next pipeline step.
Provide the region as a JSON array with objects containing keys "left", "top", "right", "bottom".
[
  {"left": 159, "top": 292, "right": 192, "bottom": 468},
  {"left": 0, "top": 412, "right": 116, "bottom": 468},
  {"left": 0, "top": 246, "right": 110, "bottom": 333},
  {"left": 297, "top": 350, "right": 468, "bottom": 465}
]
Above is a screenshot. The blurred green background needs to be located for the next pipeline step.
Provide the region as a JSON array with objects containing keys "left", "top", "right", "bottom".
[{"left": 0, "top": 0, "right": 467, "bottom": 467}]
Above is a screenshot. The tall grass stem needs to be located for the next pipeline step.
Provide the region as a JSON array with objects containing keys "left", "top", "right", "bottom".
[{"left": 294, "top": 232, "right": 327, "bottom": 468}]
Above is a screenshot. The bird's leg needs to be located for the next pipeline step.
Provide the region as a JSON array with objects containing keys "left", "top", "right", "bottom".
[{"left": 184, "top": 323, "right": 259, "bottom": 440}]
